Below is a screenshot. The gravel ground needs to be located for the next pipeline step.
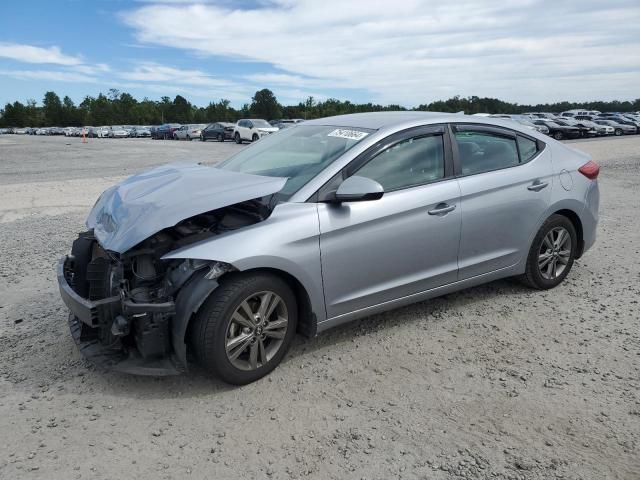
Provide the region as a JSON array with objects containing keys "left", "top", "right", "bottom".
[{"left": 0, "top": 135, "right": 638, "bottom": 480}]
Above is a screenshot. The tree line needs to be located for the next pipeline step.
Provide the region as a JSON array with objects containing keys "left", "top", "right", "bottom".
[{"left": 1, "top": 88, "right": 639, "bottom": 127}]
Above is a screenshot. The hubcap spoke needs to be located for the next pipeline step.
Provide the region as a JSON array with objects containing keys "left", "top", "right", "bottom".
[
  {"left": 264, "top": 316, "right": 287, "bottom": 331},
  {"left": 249, "top": 342, "right": 259, "bottom": 369},
  {"left": 226, "top": 334, "right": 253, "bottom": 361}
]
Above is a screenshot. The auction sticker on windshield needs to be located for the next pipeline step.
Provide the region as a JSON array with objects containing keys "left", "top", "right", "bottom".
[{"left": 327, "top": 128, "right": 369, "bottom": 140}]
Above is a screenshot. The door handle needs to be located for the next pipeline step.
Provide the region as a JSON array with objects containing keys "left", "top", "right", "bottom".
[
  {"left": 527, "top": 181, "right": 549, "bottom": 192},
  {"left": 428, "top": 203, "right": 456, "bottom": 215}
]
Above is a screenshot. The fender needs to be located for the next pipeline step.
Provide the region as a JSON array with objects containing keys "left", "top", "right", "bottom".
[{"left": 171, "top": 270, "right": 219, "bottom": 369}]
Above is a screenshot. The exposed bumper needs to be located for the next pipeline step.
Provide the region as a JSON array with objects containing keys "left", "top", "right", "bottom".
[{"left": 57, "top": 257, "right": 183, "bottom": 376}]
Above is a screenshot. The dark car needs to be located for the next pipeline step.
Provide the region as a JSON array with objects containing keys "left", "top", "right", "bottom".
[
  {"left": 533, "top": 120, "right": 582, "bottom": 140},
  {"left": 153, "top": 123, "right": 181, "bottom": 140},
  {"left": 553, "top": 119, "right": 597, "bottom": 138},
  {"left": 200, "top": 122, "right": 235, "bottom": 142}
]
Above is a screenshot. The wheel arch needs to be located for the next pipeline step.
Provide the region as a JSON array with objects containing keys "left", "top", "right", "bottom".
[
  {"left": 234, "top": 267, "right": 317, "bottom": 338},
  {"left": 552, "top": 208, "right": 585, "bottom": 258}
]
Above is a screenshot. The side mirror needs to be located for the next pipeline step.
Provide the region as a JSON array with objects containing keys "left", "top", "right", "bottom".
[{"left": 333, "top": 176, "right": 384, "bottom": 202}]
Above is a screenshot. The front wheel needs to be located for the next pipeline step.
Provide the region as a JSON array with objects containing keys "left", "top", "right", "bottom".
[
  {"left": 553, "top": 131, "right": 564, "bottom": 141},
  {"left": 217, "top": 133, "right": 223, "bottom": 142},
  {"left": 190, "top": 273, "right": 297, "bottom": 385},
  {"left": 520, "top": 214, "right": 577, "bottom": 289},
  {"left": 235, "top": 133, "right": 242, "bottom": 144},
  {"left": 252, "top": 133, "right": 259, "bottom": 142},
  {"left": 614, "top": 128, "right": 622, "bottom": 136}
]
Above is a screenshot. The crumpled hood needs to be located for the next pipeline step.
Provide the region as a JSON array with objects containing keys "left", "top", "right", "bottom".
[{"left": 86, "top": 163, "right": 286, "bottom": 253}]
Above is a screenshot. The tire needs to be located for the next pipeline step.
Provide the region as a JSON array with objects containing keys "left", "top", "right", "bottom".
[
  {"left": 235, "top": 133, "right": 242, "bottom": 144},
  {"left": 252, "top": 134, "right": 259, "bottom": 142},
  {"left": 190, "top": 272, "right": 298, "bottom": 385},
  {"left": 187, "top": 135, "right": 191, "bottom": 141},
  {"left": 553, "top": 131, "right": 564, "bottom": 141},
  {"left": 200, "top": 135, "right": 205, "bottom": 142},
  {"left": 520, "top": 214, "right": 577, "bottom": 290},
  {"left": 217, "top": 133, "right": 223, "bottom": 142},
  {"left": 614, "top": 128, "right": 622, "bottom": 136}
]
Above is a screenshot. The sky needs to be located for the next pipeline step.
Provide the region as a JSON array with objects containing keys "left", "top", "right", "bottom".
[{"left": 0, "top": 0, "right": 639, "bottom": 108}]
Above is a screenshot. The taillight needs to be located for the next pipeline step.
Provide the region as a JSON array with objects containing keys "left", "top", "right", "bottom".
[{"left": 578, "top": 160, "right": 600, "bottom": 180}]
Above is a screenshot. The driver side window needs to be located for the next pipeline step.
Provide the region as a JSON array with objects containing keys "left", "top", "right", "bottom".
[{"left": 355, "top": 135, "right": 445, "bottom": 191}]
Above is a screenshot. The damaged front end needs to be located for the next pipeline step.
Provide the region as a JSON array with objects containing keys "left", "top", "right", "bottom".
[{"left": 57, "top": 163, "right": 286, "bottom": 375}]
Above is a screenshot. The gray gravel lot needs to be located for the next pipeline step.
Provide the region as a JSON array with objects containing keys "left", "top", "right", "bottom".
[{"left": 0, "top": 134, "right": 638, "bottom": 480}]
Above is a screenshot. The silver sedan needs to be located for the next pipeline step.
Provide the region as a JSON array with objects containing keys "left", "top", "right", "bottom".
[{"left": 57, "top": 112, "right": 599, "bottom": 384}]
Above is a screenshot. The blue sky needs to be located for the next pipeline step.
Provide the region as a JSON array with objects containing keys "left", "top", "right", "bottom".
[{"left": 1, "top": 0, "right": 639, "bottom": 108}]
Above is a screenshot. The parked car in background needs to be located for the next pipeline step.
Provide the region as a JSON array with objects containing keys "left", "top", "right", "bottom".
[
  {"left": 525, "top": 112, "right": 558, "bottom": 120},
  {"left": 108, "top": 126, "right": 130, "bottom": 138},
  {"left": 233, "top": 119, "right": 279, "bottom": 143},
  {"left": 56, "top": 112, "right": 600, "bottom": 384},
  {"left": 36, "top": 128, "right": 50, "bottom": 135},
  {"left": 490, "top": 115, "right": 549, "bottom": 134},
  {"left": 271, "top": 119, "right": 304, "bottom": 129},
  {"left": 612, "top": 116, "right": 640, "bottom": 131},
  {"left": 88, "top": 126, "right": 109, "bottom": 138},
  {"left": 173, "top": 124, "right": 207, "bottom": 141},
  {"left": 13, "top": 127, "right": 28, "bottom": 134},
  {"left": 594, "top": 119, "right": 637, "bottom": 136},
  {"left": 560, "top": 109, "right": 600, "bottom": 118},
  {"left": 553, "top": 118, "right": 597, "bottom": 138},
  {"left": 132, "top": 126, "right": 151, "bottom": 138},
  {"left": 532, "top": 120, "right": 581, "bottom": 140},
  {"left": 201, "top": 122, "right": 235, "bottom": 142},
  {"left": 153, "top": 123, "right": 181, "bottom": 140},
  {"left": 571, "top": 118, "right": 611, "bottom": 136}
]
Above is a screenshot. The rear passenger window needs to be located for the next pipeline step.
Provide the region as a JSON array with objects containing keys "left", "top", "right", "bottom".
[
  {"left": 356, "top": 135, "right": 444, "bottom": 191},
  {"left": 517, "top": 135, "right": 538, "bottom": 163},
  {"left": 454, "top": 131, "right": 519, "bottom": 175}
]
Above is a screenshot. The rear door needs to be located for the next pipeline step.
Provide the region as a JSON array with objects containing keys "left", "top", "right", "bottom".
[
  {"left": 317, "top": 125, "right": 461, "bottom": 318},
  {"left": 452, "top": 124, "right": 552, "bottom": 279}
]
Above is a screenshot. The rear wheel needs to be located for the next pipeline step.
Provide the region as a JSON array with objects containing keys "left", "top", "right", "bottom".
[
  {"left": 235, "top": 133, "right": 242, "bottom": 144},
  {"left": 217, "top": 133, "right": 223, "bottom": 142},
  {"left": 553, "top": 131, "right": 564, "bottom": 141},
  {"left": 191, "top": 273, "right": 297, "bottom": 384},
  {"left": 520, "top": 214, "right": 577, "bottom": 289},
  {"left": 252, "top": 133, "right": 259, "bottom": 142},
  {"left": 614, "top": 128, "right": 622, "bottom": 136}
]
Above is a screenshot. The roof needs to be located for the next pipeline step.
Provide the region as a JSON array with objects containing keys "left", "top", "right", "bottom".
[
  {"left": 303, "top": 111, "right": 462, "bottom": 130},
  {"left": 304, "top": 111, "right": 545, "bottom": 136}
]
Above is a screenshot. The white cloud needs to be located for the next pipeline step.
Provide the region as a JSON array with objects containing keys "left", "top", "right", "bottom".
[
  {"left": 118, "top": 62, "right": 229, "bottom": 87},
  {"left": 0, "top": 69, "right": 99, "bottom": 83},
  {"left": 122, "top": 0, "right": 640, "bottom": 105},
  {"left": 0, "top": 43, "right": 82, "bottom": 66}
]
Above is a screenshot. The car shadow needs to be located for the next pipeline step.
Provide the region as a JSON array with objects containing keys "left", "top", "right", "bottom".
[{"left": 4, "top": 276, "right": 536, "bottom": 399}]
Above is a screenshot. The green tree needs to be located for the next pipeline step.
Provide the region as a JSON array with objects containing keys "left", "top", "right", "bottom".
[
  {"left": 250, "top": 89, "right": 282, "bottom": 120},
  {"left": 42, "top": 91, "right": 63, "bottom": 126}
]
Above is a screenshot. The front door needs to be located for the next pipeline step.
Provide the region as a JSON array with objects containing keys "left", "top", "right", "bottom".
[{"left": 318, "top": 127, "right": 461, "bottom": 318}]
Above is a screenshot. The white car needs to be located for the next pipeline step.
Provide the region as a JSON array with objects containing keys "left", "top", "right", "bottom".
[
  {"left": 173, "top": 124, "right": 207, "bottom": 141},
  {"left": 233, "top": 119, "right": 279, "bottom": 143},
  {"left": 109, "top": 126, "right": 130, "bottom": 138}
]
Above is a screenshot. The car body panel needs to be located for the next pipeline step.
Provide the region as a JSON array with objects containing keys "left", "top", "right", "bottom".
[
  {"left": 317, "top": 178, "right": 461, "bottom": 317},
  {"left": 162, "top": 202, "right": 326, "bottom": 320},
  {"left": 86, "top": 163, "right": 287, "bottom": 253},
  {"left": 456, "top": 147, "right": 553, "bottom": 279}
]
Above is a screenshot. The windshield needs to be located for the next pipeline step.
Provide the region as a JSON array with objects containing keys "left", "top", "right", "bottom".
[
  {"left": 251, "top": 120, "right": 272, "bottom": 128},
  {"left": 217, "top": 125, "right": 374, "bottom": 198}
]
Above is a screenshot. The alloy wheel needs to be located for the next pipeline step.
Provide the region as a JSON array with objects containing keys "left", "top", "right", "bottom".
[
  {"left": 225, "top": 291, "right": 289, "bottom": 371},
  {"left": 538, "top": 227, "right": 571, "bottom": 280}
]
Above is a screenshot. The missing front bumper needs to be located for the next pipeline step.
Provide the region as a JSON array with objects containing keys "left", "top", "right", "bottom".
[{"left": 58, "top": 257, "right": 184, "bottom": 376}]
